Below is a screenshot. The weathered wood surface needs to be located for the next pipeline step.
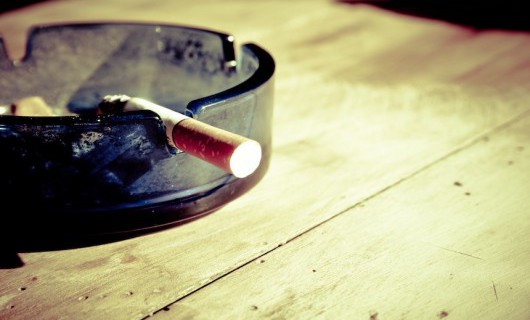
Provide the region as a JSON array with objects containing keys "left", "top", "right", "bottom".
[
  {"left": 158, "top": 106, "right": 530, "bottom": 320},
  {"left": 1, "top": 1, "right": 529, "bottom": 319}
]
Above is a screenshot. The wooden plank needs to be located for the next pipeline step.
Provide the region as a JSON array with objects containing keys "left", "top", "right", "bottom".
[
  {"left": 1, "top": 1, "right": 530, "bottom": 319},
  {"left": 154, "top": 105, "right": 530, "bottom": 320}
]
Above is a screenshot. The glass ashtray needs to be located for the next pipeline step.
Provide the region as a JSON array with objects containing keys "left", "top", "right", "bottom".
[{"left": 0, "top": 22, "right": 274, "bottom": 236}]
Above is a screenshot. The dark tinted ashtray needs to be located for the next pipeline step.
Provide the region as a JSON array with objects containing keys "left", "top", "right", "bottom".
[{"left": 0, "top": 23, "right": 274, "bottom": 236}]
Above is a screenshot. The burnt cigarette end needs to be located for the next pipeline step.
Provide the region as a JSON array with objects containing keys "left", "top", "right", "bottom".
[{"left": 97, "top": 95, "right": 130, "bottom": 114}]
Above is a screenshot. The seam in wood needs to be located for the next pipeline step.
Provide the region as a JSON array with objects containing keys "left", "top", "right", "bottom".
[
  {"left": 434, "top": 245, "right": 484, "bottom": 260},
  {"left": 145, "top": 106, "right": 530, "bottom": 319}
]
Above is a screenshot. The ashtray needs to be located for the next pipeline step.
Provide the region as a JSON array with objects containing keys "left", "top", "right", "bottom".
[{"left": 0, "top": 22, "right": 274, "bottom": 236}]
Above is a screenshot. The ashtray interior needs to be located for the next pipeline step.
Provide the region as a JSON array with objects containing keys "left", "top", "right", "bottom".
[{"left": 0, "top": 22, "right": 274, "bottom": 235}]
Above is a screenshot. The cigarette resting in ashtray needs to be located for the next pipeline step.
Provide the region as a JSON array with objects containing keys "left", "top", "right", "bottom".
[
  {"left": 2, "top": 95, "right": 262, "bottom": 178},
  {"left": 98, "top": 95, "right": 261, "bottom": 178}
]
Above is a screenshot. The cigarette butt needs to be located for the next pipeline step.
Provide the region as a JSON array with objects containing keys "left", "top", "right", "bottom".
[
  {"left": 11, "top": 96, "right": 54, "bottom": 116},
  {"left": 0, "top": 105, "right": 10, "bottom": 115},
  {"left": 172, "top": 118, "right": 262, "bottom": 178},
  {"left": 98, "top": 95, "right": 262, "bottom": 178}
]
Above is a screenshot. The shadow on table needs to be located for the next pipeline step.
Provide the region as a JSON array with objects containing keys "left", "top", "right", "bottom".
[
  {"left": 0, "top": 218, "right": 201, "bottom": 269},
  {"left": 338, "top": 0, "right": 530, "bottom": 31},
  {"left": 0, "top": 229, "right": 142, "bottom": 269},
  {"left": 0, "top": 0, "right": 53, "bottom": 13}
]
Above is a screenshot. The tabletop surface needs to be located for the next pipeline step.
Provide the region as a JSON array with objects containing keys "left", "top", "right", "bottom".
[{"left": 1, "top": 1, "right": 530, "bottom": 319}]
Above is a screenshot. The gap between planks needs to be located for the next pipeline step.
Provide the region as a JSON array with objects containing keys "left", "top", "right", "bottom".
[{"left": 142, "top": 103, "right": 530, "bottom": 319}]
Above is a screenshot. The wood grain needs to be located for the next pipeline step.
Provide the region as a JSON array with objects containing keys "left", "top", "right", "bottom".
[
  {"left": 159, "top": 109, "right": 530, "bottom": 320},
  {"left": 1, "top": 1, "right": 530, "bottom": 319}
]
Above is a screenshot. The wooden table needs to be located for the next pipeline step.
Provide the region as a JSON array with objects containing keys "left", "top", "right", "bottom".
[{"left": 1, "top": 1, "right": 530, "bottom": 319}]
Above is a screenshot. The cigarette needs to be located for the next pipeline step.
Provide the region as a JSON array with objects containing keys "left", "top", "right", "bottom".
[
  {"left": 98, "top": 95, "right": 262, "bottom": 178},
  {"left": 3, "top": 96, "right": 54, "bottom": 116}
]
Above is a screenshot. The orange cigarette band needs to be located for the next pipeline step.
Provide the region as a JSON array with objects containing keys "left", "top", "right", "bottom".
[{"left": 100, "top": 95, "right": 262, "bottom": 178}]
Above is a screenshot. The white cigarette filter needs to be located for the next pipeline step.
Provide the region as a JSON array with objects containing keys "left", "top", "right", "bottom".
[{"left": 99, "top": 95, "right": 262, "bottom": 178}]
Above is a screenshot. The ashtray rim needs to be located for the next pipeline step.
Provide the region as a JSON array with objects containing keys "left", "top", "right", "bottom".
[{"left": 0, "top": 21, "right": 275, "bottom": 235}]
